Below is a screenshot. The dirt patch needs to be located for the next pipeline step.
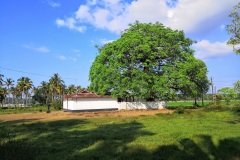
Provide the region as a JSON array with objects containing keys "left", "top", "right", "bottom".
[{"left": 0, "top": 109, "right": 173, "bottom": 122}]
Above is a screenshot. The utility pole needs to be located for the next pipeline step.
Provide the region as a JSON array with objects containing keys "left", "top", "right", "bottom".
[{"left": 211, "top": 77, "right": 214, "bottom": 102}]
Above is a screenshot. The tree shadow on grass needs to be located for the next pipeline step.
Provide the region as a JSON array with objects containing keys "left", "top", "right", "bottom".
[
  {"left": 0, "top": 119, "right": 240, "bottom": 160},
  {"left": 0, "top": 119, "right": 153, "bottom": 160}
]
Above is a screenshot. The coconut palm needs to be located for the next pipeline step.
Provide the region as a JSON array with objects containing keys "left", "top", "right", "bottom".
[
  {"left": 76, "top": 85, "right": 82, "bottom": 93},
  {"left": 0, "top": 86, "right": 7, "bottom": 107},
  {"left": 16, "top": 77, "right": 33, "bottom": 107},
  {"left": 49, "top": 73, "right": 64, "bottom": 102},
  {"left": 37, "top": 81, "right": 50, "bottom": 104},
  {"left": 5, "top": 78, "right": 14, "bottom": 104},
  {"left": 65, "top": 84, "right": 77, "bottom": 94},
  {"left": 11, "top": 86, "right": 21, "bottom": 107},
  {"left": 0, "top": 74, "right": 4, "bottom": 86}
]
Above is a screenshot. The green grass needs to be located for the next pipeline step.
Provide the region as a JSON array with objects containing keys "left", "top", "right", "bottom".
[
  {"left": 0, "top": 105, "right": 57, "bottom": 115},
  {"left": 0, "top": 109, "right": 240, "bottom": 160},
  {"left": 166, "top": 100, "right": 211, "bottom": 109}
]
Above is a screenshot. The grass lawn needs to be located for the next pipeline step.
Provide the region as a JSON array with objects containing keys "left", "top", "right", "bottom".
[
  {"left": 0, "top": 109, "right": 240, "bottom": 160},
  {"left": 0, "top": 105, "right": 56, "bottom": 115},
  {"left": 166, "top": 100, "right": 211, "bottom": 109}
]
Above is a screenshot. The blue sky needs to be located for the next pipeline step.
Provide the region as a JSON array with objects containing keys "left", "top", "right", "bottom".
[{"left": 0, "top": 0, "right": 240, "bottom": 91}]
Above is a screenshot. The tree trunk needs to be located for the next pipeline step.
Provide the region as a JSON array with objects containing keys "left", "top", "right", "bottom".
[{"left": 194, "top": 98, "right": 197, "bottom": 106}]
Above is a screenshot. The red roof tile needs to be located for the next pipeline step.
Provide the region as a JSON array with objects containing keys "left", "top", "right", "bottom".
[{"left": 64, "top": 92, "right": 112, "bottom": 99}]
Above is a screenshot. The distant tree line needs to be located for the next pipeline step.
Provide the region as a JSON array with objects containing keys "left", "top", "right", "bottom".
[
  {"left": 0, "top": 73, "right": 86, "bottom": 110},
  {"left": 217, "top": 80, "right": 240, "bottom": 104}
]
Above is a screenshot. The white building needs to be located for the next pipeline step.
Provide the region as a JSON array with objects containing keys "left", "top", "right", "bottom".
[{"left": 63, "top": 91, "right": 166, "bottom": 111}]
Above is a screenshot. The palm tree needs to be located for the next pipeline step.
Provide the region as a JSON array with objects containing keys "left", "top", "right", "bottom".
[
  {"left": 11, "top": 86, "right": 20, "bottom": 107},
  {"left": 65, "top": 84, "right": 77, "bottom": 95},
  {"left": 5, "top": 78, "right": 14, "bottom": 104},
  {"left": 39, "top": 81, "right": 50, "bottom": 104},
  {"left": 17, "top": 77, "right": 33, "bottom": 107},
  {"left": 0, "top": 74, "right": 4, "bottom": 86},
  {"left": 0, "top": 86, "right": 7, "bottom": 107},
  {"left": 49, "top": 73, "right": 64, "bottom": 102},
  {"left": 76, "top": 85, "right": 82, "bottom": 93}
]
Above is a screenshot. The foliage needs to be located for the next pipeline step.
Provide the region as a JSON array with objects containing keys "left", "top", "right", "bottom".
[
  {"left": 16, "top": 77, "right": 33, "bottom": 106},
  {"left": 215, "top": 94, "right": 223, "bottom": 105},
  {"left": 0, "top": 74, "right": 4, "bottom": 86},
  {"left": 227, "top": 2, "right": 240, "bottom": 54},
  {"left": 0, "top": 87, "right": 7, "bottom": 106},
  {"left": 234, "top": 80, "right": 240, "bottom": 94},
  {"left": 218, "top": 87, "right": 237, "bottom": 104},
  {"left": 49, "top": 73, "right": 64, "bottom": 102},
  {"left": 32, "top": 81, "right": 49, "bottom": 105},
  {"left": 65, "top": 84, "right": 82, "bottom": 94},
  {"left": 51, "top": 100, "right": 62, "bottom": 110},
  {"left": 90, "top": 22, "right": 209, "bottom": 101},
  {"left": 174, "top": 107, "right": 185, "bottom": 114},
  {"left": 0, "top": 110, "right": 240, "bottom": 160}
]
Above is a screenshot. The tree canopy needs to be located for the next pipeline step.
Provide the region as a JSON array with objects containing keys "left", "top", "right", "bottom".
[
  {"left": 227, "top": 2, "right": 240, "bottom": 54},
  {"left": 234, "top": 80, "right": 240, "bottom": 94},
  {"left": 89, "top": 22, "right": 209, "bottom": 101}
]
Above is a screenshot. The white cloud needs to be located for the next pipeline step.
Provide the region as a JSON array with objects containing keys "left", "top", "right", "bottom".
[
  {"left": 69, "top": 57, "right": 77, "bottom": 62},
  {"left": 220, "top": 24, "right": 225, "bottom": 31},
  {"left": 192, "top": 40, "right": 233, "bottom": 59},
  {"left": 46, "top": 0, "right": 61, "bottom": 8},
  {"left": 57, "top": 54, "right": 79, "bottom": 62},
  {"left": 73, "top": 49, "right": 81, "bottom": 53},
  {"left": 55, "top": 0, "right": 237, "bottom": 34},
  {"left": 23, "top": 44, "right": 50, "bottom": 53},
  {"left": 58, "top": 55, "right": 67, "bottom": 60},
  {"left": 56, "top": 18, "right": 86, "bottom": 32},
  {"left": 100, "top": 38, "right": 114, "bottom": 45}
]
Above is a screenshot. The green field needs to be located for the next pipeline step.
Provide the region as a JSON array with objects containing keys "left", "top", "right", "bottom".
[
  {"left": 0, "top": 105, "right": 57, "bottom": 115},
  {"left": 0, "top": 108, "right": 240, "bottom": 160}
]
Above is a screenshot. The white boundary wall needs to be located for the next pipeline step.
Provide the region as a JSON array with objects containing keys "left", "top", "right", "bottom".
[{"left": 118, "top": 101, "right": 166, "bottom": 110}]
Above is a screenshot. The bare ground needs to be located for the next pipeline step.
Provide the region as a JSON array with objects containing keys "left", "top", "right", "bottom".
[{"left": 0, "top": 109, "right": 173, "bottom": 122}]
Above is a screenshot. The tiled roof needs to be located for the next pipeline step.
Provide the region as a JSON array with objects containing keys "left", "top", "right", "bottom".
[{"left": 64, "top": 91, "right": 111, "bottom": 99}]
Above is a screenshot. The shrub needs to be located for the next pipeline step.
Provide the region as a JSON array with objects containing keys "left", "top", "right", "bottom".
[
  {"left": 175, "top": 107, "right": 185, "bottom": 114},
  {"left": 51, "top": 100, "right": 62, "bottom": 110}
]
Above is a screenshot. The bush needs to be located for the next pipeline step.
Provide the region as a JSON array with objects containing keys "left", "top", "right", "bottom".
[
  {"left": 51, "top": 101, "right": 62, "bottom": 110},
  {"left": 174, "top": 107, "right": 185, "bottom": 114},
  {"left": 215, "top": 94, "right": 222, "bottom": 105},
  {"left": 205, "top": 102, "right": 223, "bottom": 111}
]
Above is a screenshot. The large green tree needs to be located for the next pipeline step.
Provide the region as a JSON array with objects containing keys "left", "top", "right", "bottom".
[
  {"left": 89, "top": 22, "right": 209, "bottom": 101},
  {"left": 227, "top": 2, "right": 240, "bottom": 54}
]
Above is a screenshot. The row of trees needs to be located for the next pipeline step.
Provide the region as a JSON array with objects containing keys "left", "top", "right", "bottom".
[
  {"left": 0, "top": 74, "right": 33, "bottom": 107},
  {"left": 217, "top": 80, "right": 240, "bottom": 104},
  {"left": 0, "top": 73, "right": 84, "bottom": 108}
]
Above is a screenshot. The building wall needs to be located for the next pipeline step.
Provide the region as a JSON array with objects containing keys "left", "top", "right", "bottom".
[
  {"left": 63, "top": 98, "right": 166, "bottom": 111},
  {"left": 63, "top": 98, "right": 118, "bottom": 111},
  {"left": 118, "top": 101, "right": 166, "bottom": 110}
]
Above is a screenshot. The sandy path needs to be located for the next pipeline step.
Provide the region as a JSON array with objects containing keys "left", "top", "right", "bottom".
[{"left": 0, "top": 109, "right": 173, "bottom": 122}]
